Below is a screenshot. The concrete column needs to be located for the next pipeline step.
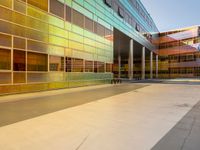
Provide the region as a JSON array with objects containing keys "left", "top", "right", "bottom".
[
  {"left": 150, "top": 51, "right": 153, "bottom": 79},
  {"left": 128, "top": 39, "right": 134, "bottom": 80},
  {"left": 118, "top": 54, "right": 121, "bottom": 78},
  {"left": 156, "top": 54, "right": 159, "bottom": 78},
  {"left": 142, "top": 47, "right": 145, "bottom": 80}
]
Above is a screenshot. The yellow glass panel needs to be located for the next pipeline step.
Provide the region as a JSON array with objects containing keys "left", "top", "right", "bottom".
[
  {"left": 27, "top": 0, "right": 48, "bottom": 11},
  {"left": 69, "top": 40, "right": 83, "bottom": 51},
  {"left": 0, "top": 0, "right": 12, "bottom": 8}
]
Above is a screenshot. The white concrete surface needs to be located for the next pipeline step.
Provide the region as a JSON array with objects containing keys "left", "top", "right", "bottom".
[{"left": 0, "top": 84, "right": 200, "bottom": 150}]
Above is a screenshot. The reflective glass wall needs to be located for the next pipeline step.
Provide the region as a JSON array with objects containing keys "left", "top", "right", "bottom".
[
  {"left": 154, "top": 26, "right": 200, "bottom": 78},
  {"left": 0, "top": 0, "right": 114, "bottom": 94}
]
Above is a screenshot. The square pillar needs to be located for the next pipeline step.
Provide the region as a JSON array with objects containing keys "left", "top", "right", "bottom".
[
  {"left": 118, "top": 54, "right": 121, "bottom": 78},
  {"left": 150, "top": 51, "right": 153, "bottom": 79},
  {"left": 156, "top": 54, "right": 159, "bottom": 78},
  {"left": 128, "top": 39, "right": 134, "bottom": 80},
  {"left": 142, "top": 47, "right": 145, "bottom": 80}
]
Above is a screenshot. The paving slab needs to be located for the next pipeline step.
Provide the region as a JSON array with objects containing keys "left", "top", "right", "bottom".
[{"left": 0, "top": 83, "right": 200, "bottom": 150}]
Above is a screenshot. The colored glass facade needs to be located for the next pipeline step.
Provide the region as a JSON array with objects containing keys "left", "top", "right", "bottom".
[
  {"left": 0, "top": 0, "right": 158, "bottom": 94},
  {"left": 154, "top": 26, "right": 200, "bottom": 78}
]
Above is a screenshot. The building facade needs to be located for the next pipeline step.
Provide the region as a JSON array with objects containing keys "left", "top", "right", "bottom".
[
  {"left": 154, "top": 26, "right": 200, "bottom": 78},
  {"left": 0, "top": 0, "right": 158, "bottom": 94}
]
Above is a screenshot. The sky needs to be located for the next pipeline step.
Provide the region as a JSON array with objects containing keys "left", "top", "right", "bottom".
[{"left": 140, "top": 0, "right": 200, "bottom": 32}]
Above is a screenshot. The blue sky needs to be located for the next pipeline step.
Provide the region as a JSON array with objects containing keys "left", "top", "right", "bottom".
[{"left": 140, "top": 0, "right": 200, "bottom": 32}]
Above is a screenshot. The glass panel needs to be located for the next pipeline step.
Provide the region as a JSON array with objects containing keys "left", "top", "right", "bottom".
[
  {"left": 72, "top": 10, "right": 84, "bottom": 28},
  {"left": 13, "top": 72, "right": 26, "bottom": 83},
  {"left": 27, "top": 0, "right": 48, "bottom": 11},
  {"left": 0, "top": 0, "right": 12, "bottom": 8},
  {"left": 72, "top": 58, "right": 84, "bottom": 72},
  {"left": 27, "top": 72, "right": 47, "bottom": 82},
  {"left": 0, "top": 20, "right": 12, "bottom": 35},
  {"left": 49, "top": 55, "right": 64, "bottom": 71},
  {"left": 14, "top": 37, "right": 26, "bottom": 49},
  {"left": 13, "top": 50, "right": 26, "bottom": 71},
  {"left": 14, "top": 0, "right": 26, "bottom": 14},
  {"left": 0, "top": 72, "right": 11, "bottom": 84},
  {"left": 97, "top": 24, "right": 105, "bottom": 37},
  {"left": 27, "top": 52, "right": 48, "bottom": 71},
  {"left": 98, "top": 62, "right": 105, "bottom": 73},
  {"left": 106, "top": 63, "right": 112, "bottom": 72},
  {"left": 0, "top": 33, "right": 12, "bottom": 47},
  {"left": 27, "top": 40, "right": 48, "bottom": 53},
  {"left": 65, "top": 5, "right": 71, "bottom": 22},
  {"left": 85, "top": 60, "right": 93, "bottom": 72},
  {"left": 0, "top": 48, "right": 11, "bottom": 70},
  {"left": 85, "top": 17, "right": 94, "bottom": 32},
  {"left": 50, "top": 0, "right": 64, "bottom": 18},
  {"left": 66, "top": 57, "right": 72, "bottom": 72},
  {"left": 94, "top": 61, "right": 98, "bottom": 73}
]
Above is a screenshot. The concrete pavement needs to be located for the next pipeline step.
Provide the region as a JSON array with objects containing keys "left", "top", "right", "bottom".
[{"left": 0, "top": 83, "right": 200, "bottom": 150}]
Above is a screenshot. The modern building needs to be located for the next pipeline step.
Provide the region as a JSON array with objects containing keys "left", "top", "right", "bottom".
[
  {"left": 2, "top": 0, "right": 199, "bottom": 95},
  {"left": 153, "top": 26, "right": 200, "bottom": 78},
  {"left": 0, "top": 0, "right": 159, "bottom": 94}
]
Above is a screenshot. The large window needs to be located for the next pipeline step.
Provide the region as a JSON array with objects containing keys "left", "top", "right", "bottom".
[
  {"left": 106, "top": 63, "right": 112, "bottom": 72},
  {"left": 13, "top": 50, "right": 26, "bottom": 71},
  {"left": 13, "top": 72, "right": 26, "bottom": 83},
  {"left": 72, "top": 10, "right": 84, "bottom": 28},
  {"left": 50, "top": 0, "right": 64, "bottom": 18},
  {"left": 0, "top": 48, "right": 11, "bottom": 70},
  {"left": 27, "top": 52, "right": 48, "bottom": 71},
  {"left": 66, "top": 57, "right": 72, "bottom": 72},
  {"left": 49, "top": 55, "right": 64, "bottom": 71},
  {"left": 72, "top": 58, "right": 83, "bottom": 72},
  {"left": 27, "top": 0, "right": 48, "bottom": 11},
  {"left": 85, "top": 61, "right": 93, "bottom": 72},
  {"left": 98, "top": 62, "right": 105, "bottom": 73}
]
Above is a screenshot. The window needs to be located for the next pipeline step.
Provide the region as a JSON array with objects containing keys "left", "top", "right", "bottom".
[
  {"left": 49, "top": 55, "right": 64, "bottom": 71},
  {"left": 104, "top": 0, "right": 112, "bottom": 7},
  {"left": 106, "top": 63, "right": 112, "bottom": 72},
  {"left": 65, "top": 5, "right": 72, "bottom": 22},
  {"left": 13, "top": 50, "right": 26, "bottom": 71},
  {"left": 97, "top": 24, "right": 105, "bottom": 37},
  {"left": 0, "top": 48, "right": 11, "bottom": 70},
  {"left": 50, "top": 0, "right": 64, "bottom": 18},
  {"left": 135, "top": 24, "right": 140, "bottom": 32},
  {"left": 0, "top": 72, "right": 11, "bottom": 84},
  {"left": 72, "top": 10, "right": 84, "bottom": 28},
  {"left": 94, "top": 61, "right": 98, "bottom": 73},
  {"left": 98, "top": 62, "right": 105, "bottom": 73},
  {"left": 66, "top": 57, "right": 72, "bottom": 72},
  {"left": 27, "top": 52, "right": 48, "bottom": 71},
  {"left": 13, "top": 72, "right": 26, "bottom": 83},
  {"left": 85, "top": 17, "right": 94, "bottom": 32},
  {"left": 85, "top": 61, "right": 93, "bottom": 72},
  {"left": 112, "top": 2, "right": 118, "bottom": 12},
  {"left": 27, "top": 0, "right": 48, "bottom": 11},
  {"left": 118, "top": 7, "right": 124, "bottom": 18},
  {"left": 14, "top": 37, "right": 25, "bottom": 49},
  {"left": 0, "top": 33, "right": 11, "bottom": 47},
  {"left": 72, "top": 58, "right": 83, "bottom": 72}
]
